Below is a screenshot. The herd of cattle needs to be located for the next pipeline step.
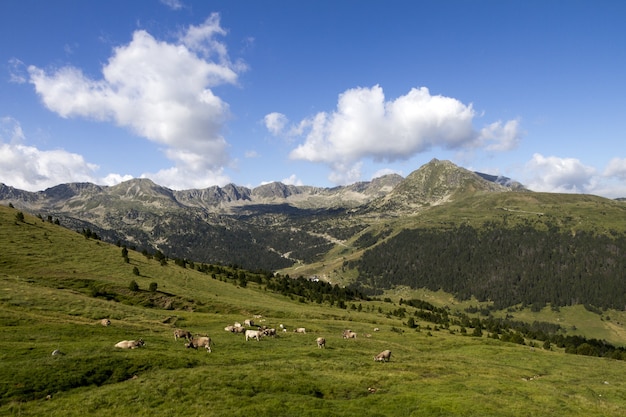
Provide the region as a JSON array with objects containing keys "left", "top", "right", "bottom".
[{"left": 102, "top": 316, "right": 391, "bottom": 362}]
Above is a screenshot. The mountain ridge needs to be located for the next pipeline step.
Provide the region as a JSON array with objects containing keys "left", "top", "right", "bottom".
[{"left": 0, "top": 159, "right": 521, "bottom": 213}]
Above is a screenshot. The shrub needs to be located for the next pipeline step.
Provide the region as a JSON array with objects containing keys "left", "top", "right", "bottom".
[{"left": 129, "top": 280, "right": 139, "bottom": 291}]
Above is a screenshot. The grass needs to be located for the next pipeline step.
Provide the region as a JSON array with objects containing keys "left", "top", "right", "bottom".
[{"left": 2, "top": 205, "right": 626, "bottom": 416}]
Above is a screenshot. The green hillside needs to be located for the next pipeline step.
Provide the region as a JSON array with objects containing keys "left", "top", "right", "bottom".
[{"left": 2, "top": 205, "right": 626, "bottom": 416}]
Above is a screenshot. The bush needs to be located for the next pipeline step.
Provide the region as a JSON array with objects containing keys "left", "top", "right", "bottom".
[
  {"left": 149, "top": 282, "right": 158, "bottom": 292},
  {"left": 129, "top": 280, "right": 139, "bottom": 291}
]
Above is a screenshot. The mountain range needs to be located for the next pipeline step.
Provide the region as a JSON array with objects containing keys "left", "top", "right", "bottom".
[
  {"left": 3, "top": 158, "right": 626, "bottom": 310},
  {"left": 0, "top": 159, "right": 521, "bottom": 267}
]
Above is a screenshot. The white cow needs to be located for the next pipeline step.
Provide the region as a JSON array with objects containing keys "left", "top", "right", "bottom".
[
  {"left": 374, "top": 350, "right": 392, "bottom": 362},
  {"left": 293, "top": 327, "right": 306, "bottom": 334},
  {"left": 316, "top": 337, "right": 326, "bottom": 348},
  {"left": 115, "top": 339, "right": 144, "bottom": 349},
  {"left": 245, "top": 329, "right": 262, "bottom": 341},
  {"left": 100, "top": 318, "right": 111, "bottom": 327}
]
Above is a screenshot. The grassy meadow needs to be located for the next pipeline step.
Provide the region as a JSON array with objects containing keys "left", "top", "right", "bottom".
[{"left": 2, "top": 205, "right": 626, "bottom": 416}]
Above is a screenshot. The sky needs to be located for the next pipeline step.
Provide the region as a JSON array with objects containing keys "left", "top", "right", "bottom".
[{"left": 1, "top": 1, "right": 625, "bottom": 198}]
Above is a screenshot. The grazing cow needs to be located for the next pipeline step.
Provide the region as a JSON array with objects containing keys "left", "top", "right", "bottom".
[
  {"left": 245, "top": 329, "right": 262, "bottom": 341},
  {"left": 101, "top": 318, "right": 111, "bottom": 327},
  {"left": 174, "top": 329, "right": 192, "bottom": 341},
  {"left": 374, "top": 328, "right": 380, "bottom": 332},
  {"left": 343, "top": 330, "right": 357, "bottom": 339},
  {"left": 224, "top": 325, "right": 235, "bottom": 332},
  {"left": 374, "top": 350, "right": 392, "bottom": 362},
  {"left": 244, "top": 319, "right": 255, "bottom": 327},
  {"left": 293, "top": 327, "right": 306, "bottom": 334},
  {"left": 115, "top": 339, "right": 144, "bottom": 349},
  {"left": 186, "top": 336, "right": 212, "bottom": 352},
  {"left": 262, "top": 328, "right": 276, "bottom": 337},
  {"left": 233, "top": 326, "right": 246, "bottom": 334},
  {"left": 316, "top": 337, "right": 326, "bottom": 349}
]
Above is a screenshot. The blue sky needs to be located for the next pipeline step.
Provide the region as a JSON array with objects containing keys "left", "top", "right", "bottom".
[{"left": 1, "top": 1, "right": 625, "bottom": 198}]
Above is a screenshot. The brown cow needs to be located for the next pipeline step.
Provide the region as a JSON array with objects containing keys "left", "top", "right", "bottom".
[
  {"left": 186, "top": 336, "right": 212, "bottom": 352},
  {"left": 374, "top": 350, "right": 392, "bottom": 362},
  {"left": 343, "top": 330, "right": 357, "bottom": 339},
  {"left": 174, "top": 329, "right": 192, "bottom": 341}
]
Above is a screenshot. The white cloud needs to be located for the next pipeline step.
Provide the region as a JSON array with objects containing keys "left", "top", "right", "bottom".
[
  {"left": 145, "top": 166, "right": 230, "bottom": 190},
  {"left": 604, "top": 157, "right": 626, "bottom": 180},
  {"left": 281, "top": 174, "right": 303, "bottom": 186},
  {"left": 371, "top": 168, "right": 402, "bottom": 180},
  {"left": 263, "top": 112, "right": 288, "bottom": 136},
  {"left": 478, "top": 119, "right": 522, "bottom": 151},
  {"left": 0, "top": 117, "right": 135, "bottom": 191},
  {"left": 26, "top": 14, "right": 242, "bottom": 189},
  {"left": 0, "top": 142, "right": 99, "bottom": 192},
  {"left": 523, "top": 153, "right": 596, "bottom": 194},
  {"left": 269, "top": 85, "right": 521, "bottom": 184},
  {"left": 160, "top": 0, "right": 183, "bottom": 10},
  {"left": 8, "top": 58, "right": 27, "bottom": 84}
]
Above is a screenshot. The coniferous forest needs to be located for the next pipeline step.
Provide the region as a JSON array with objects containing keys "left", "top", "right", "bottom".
[{"left": 351, "top": 222, "right": 626, "bottom": 310}]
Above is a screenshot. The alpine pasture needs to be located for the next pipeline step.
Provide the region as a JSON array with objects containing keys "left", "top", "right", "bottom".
[{"left": 1, "top": 205, "right": 626, "bottom": 416}]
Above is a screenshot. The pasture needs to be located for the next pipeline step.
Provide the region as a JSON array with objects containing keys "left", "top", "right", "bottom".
[{"left": 2, "top": 206, "right": 626, "bottom": 416}]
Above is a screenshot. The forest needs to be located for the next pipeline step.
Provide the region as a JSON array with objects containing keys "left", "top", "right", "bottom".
[{"left": 350, "top": 221, "right": 626, "bottom": 310}]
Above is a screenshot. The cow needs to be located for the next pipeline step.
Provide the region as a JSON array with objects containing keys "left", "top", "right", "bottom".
[
  {"left": 100, "top": 318, "right": 111, "bottom": 327},
  {"left": 233, "top": 326, "right": 247, "bottom": 334},
  {"left": 262, "top": 328, "right": 276, "bottom": 337},
  {"left": 174, "top": 329, "right": 192, "bottom": 341},
  {"left": 234, "top": 322, "right": 242, "bottom": 328},
  {"left": 293, "top": 327, "right": 306, "bottom": 334},
  {"left": 224, "top": 325, "right": 235, "bottom": 332},
  {"left": 316, "top": 337, "right": 326, "bottom": 349},
  {"left": 114, "top": 339, "right": 144, "bottom": 349},
  {"left": 245, "top": 329, "right": 262, "bottom": 341},
  {"left": 374, "top": 350, "right": 392, "bottom": 362},
  {"left": 343, "top": 330, "right": 357, "bottom": 339},
  {"left": 186, "top": 336, "right": 212, "bottom": 352},
  {"left": 244, "top": 319, "right": 255, "bottom": 327}
]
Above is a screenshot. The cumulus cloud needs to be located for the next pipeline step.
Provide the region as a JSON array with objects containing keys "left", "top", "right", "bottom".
[
  {"left": 523, "top": 153, "right": 596, "bottom": 194},
  {"left": 478, "top": 119, "right": 522, "bottom": 151},
  {"left": 604, "top": 157, "right": 626, "bottom": 180},
  {"left": 263, "top": 112, "right": 289, "bottom": 136},
  {"left": 266, "top": 85, "right": 521, "bottom": 184},
  {"left": 0, "top": 117, "right": 134, "bottom": 191},
  {"left": 26, "top": 14, "right": 242, "bottom": 189}
]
